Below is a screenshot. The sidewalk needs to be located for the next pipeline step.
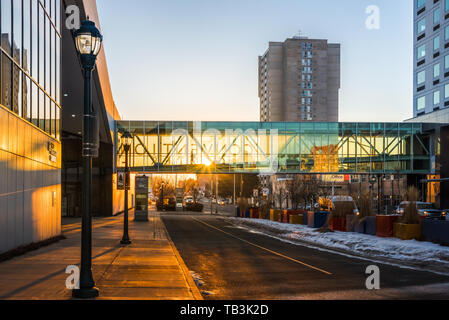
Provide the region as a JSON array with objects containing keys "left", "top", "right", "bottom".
[{"left": 0, "top": 210, "right": 202, "bottom": 300}]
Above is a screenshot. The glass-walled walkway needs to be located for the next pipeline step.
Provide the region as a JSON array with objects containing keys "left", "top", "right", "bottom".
[{"left": 115, "top": 121, "right": 432, "bottom": 174}]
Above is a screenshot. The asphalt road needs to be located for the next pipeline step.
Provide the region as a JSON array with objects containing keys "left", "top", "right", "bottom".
[{"left": 162, "top": 214, "right": 449, "bottom": 300}]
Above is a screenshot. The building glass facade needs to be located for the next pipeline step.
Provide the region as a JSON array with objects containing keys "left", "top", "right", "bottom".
[
  {"left": 0, "top": 0, "right": 61, "bottom": 140},
  {"left": 116, "top": 121, "right": 432, "bottom": 175},
  {"left": 0, "top": 0, "right": 62, "bottom": 255},
  {"left": 413, "top": 0, "right": 449, "bottom": 118}
]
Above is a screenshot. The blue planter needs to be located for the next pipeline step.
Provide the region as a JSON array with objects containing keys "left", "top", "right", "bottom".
[
  {"left": 347, "top": 215, "right": 366, "bottom": 233},
  {"left": 422, "top": 220, "right": 449, "bottom": 246},
  {"left": 364, "top": 216, "right": 377, "bottom": 235},
  {"left": 354, "top": 220, "right": 366, "bottom": 233},
  {"left": 308, "top": 211, "right": 329, "bottom": 228},
  {"left": 244, "top": 210, "right": 250, "bottom": 218}
]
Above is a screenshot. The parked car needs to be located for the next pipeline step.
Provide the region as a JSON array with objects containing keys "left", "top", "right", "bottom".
[
  {"left": 318, "top": 196, "right": 359, "bottom": 215},
  {"left": 442, "top": 209, "right": 448, "bottom": 220},
  {"left": 396, "top": 201, "right": 444, "bottom": 220},
  {"left": 443, "top": 210, "right": 448, "bottom": 220},
  {"left": 184, "top": 196, "right": 194, "bottom": 205}
]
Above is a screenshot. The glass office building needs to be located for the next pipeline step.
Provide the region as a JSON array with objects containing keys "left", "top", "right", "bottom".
[
  {"left": 0, "top": 0, "right": 62, "bottom": 255},
  {"left": 1, "top": 0, "right": 61, "bottom": 137},
  {"left": 116, "top": 121, "right": 433, "bottom": 175}
]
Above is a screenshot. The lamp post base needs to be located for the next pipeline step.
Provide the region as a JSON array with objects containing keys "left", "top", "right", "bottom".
[
  {"left": 72, "top": 287, "right": 99, "bottom": 299},
  {"left": 120, "top": 239, "right": 132, "bottom": 245}
]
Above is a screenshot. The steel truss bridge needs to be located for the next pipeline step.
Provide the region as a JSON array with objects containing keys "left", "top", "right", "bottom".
[{"left": 115, "top": 121, "right": 434, "bottom": 175}]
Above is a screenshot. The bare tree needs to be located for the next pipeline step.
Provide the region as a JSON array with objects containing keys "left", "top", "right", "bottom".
[
  {"left": 275, "top": 182, "right": 285, "bottom": 209},
  {"left": 319, "top": 180, "right": 333, "bottom": 201},
  {"left": 286, "top": 175, "right": 305, "bottom": 210},
  {"left": 301, "top": 175, "right": 320, "bottom": 209},
  {"left": 152, "top": 177, "right": 175, "bottom": 200}
]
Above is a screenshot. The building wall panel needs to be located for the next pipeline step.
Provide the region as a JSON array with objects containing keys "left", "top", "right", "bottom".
[{"left": 0, "top": 107, "right": 61, "bottom": 254}]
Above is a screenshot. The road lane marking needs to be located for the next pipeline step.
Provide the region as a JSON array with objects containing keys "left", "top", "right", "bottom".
[{"left": 192, "top": 218, "right": 332, "bottom": 276}]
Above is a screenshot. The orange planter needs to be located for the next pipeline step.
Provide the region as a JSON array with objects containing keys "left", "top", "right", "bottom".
[
  {"left": 270, "top": 209, "right": 282, "bottom": 222},
  {"left": 250, "top": 208, "right": 259, "bottom": 219},
  {"left": 258, "top": 211, "right": 268, "bottom": 220},
  {"left": 289, "top": 215, "right": 303, "bottom": 225},
  {"left": 282, "top": 210, "right": 290, "bottom": 223},
  {"left": 282, "top": 210, "right": 304, "bottom": 223},
  {"left": 329, "top": 217, "right": 347, "bottom": 232},
  {"left": 393, "top": 222, "right": 421, "bottom": 240},
  {"left": 281, "top": 213, "right": 288, "bottom": 223},
  {"left": 376, "top": 215, "right": 400, "bottom": 237}
]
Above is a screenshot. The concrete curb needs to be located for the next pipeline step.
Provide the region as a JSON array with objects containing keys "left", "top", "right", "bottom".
[{"left": 160, "top": 218, "right": 204, "bottom": 300}]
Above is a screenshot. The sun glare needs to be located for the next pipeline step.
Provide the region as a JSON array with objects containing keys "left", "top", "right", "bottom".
[{"left": 203, "top": 158, "right": 212, "bottom": 167}]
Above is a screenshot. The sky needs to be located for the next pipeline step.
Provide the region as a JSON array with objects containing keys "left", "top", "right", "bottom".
[{"left": 96, "top": 0, "right": 413, "bottom": 122}]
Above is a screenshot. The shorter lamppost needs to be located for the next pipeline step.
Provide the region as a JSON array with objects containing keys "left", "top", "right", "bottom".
[
  {"left": 121, "top": 132, "right": 132, "bottom": 245},
  {"left": 215, "top": 175, "right": 219, "bottom": 214},
  {"left": 160, "top": 182, "right": 165, "bottom": 211}
]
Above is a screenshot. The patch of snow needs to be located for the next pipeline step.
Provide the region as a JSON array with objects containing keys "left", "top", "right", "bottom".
[
  {"left": 189, "top": 271, "right": 204, "bottom": 287},
  {"left": 227, "top": 218, "right": 449, "bottom": 275}
]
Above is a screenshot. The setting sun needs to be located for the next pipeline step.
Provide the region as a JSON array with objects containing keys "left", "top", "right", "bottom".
[{"left": 202, "top": 158, "right": 212, "bottom": 167}]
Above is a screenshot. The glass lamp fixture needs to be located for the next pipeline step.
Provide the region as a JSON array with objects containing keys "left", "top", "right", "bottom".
[
  {"left": 74, "top": 19, "right": 103, "bottom": 68},
  {"left": 122, "top": 131, "right": 133, "bottom": 148}
]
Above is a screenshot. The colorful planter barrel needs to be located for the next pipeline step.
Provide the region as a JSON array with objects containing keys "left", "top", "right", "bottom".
[
  {"left": 281, "top": 210, "right": 293, "bottom": 223},
  {"left": 393, "top": 223, "right": 421, "bottom": 240},
  {"left": 354, "top": 220, "right": 365, "bottom": 233},
  {"left": 376, "top": 215, "right": 400, "bottom": 237},
  {"left": 422, "top": 220, "right": 449, "bottom": 246},
  {"left": 308, "top": 211, "right": 329, "bottom": 228},
  {"left": 303, "top": 212, "right": 309, "bottom": 225},
  {"left": 289, "top": 215, "right": 303, "bottom": 225},
  {"left": 270, "top": 209, "right": 282, "bottom": 222},
  {"left": 283, "top": 210, "right": 305, "bottom": 223},
  {"left": 250, "top": 208, "right": 259, "bottom": 219},
  {"left": 329, "top": 217, "right": 347, "bottom": 232},
  {"left": 244, "top": 210, "right": 250, "bottom": 218},
  {"left": 281, "top": 213, "right": 288, "bottom": 223},
  {"left": 259, "top": 211, "right": 268, "bottom": 220},
  {"left": 347, "top": 215, "right": 365, "bottom": 233},
  {"left": 364, "top": 216, "right": 377, "bottom": 235},
  {"left": 346, "top": 215, "right": 355, "bottom": 232}
]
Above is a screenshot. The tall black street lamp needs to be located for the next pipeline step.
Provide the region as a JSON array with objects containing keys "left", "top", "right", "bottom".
[
  {"left": 72, "top": 19, "right": 103, "bottom": 299},
  {"left": 121, "top": 132, "right": 132, "bottom": 245}
]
